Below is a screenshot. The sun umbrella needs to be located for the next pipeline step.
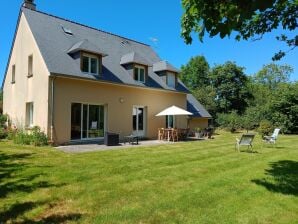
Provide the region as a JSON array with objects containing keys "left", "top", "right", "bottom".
[{"left": 155, "top": 105, "right": 193, "bottom": 116}]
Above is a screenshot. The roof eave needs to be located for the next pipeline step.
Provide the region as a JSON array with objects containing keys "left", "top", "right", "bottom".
[
  {"left": 1, "top": 8, "right": 23, "bottom": 89},
  {"left": 50, "top": 72, "right": 189, "bottom": 94}
]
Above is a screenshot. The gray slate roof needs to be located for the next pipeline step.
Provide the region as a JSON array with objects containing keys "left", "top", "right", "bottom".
[
  {"left": 120, "top": 52, "right": 150, "bottom": 66},
  {"left": 153, "top": 61, "right": 180, "bottom": 73},
  {"left": 22, "top": 7, "right": 189, "bottom": 92},
  {"left": 187, "top": 94, "right": 212, "bottom": 118},
  {"left": 67, "top": 39, "right": 108, "bottom": 56}
]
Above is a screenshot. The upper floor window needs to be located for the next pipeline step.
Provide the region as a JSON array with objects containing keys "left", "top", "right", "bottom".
[
  {"left": 81, "top": 53, "right": 100, "bottom": 74},
  {"left": 28, "top": 55, "right": 33, "bottom": 77},
  {"left": 134, "top": 65, "right": 145, "bottom": 83},
  {"left": 11, "top": 64, "right": 16, "bottom": 84},
  {"left": 167, "top": 72, "right": 176, "bottom": 88}
]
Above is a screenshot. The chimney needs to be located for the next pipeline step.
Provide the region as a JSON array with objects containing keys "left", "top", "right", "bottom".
[{"left": 23, "top": 0, "right": 36, "bottom": 10}]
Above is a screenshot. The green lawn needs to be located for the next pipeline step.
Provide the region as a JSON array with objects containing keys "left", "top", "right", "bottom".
[{"left": 0, "top": 132, "right": 297, "bottom": 224}]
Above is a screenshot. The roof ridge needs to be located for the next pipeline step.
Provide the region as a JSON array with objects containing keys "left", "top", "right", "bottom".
[{"left": 22, "top": 6, "right": 150, "bottom": 47}]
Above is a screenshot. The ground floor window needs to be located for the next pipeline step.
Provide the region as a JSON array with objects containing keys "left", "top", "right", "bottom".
[
  {"left": 26, "top": 102, "right": 34, "bottom": 127},
  {"left": 71, "top": 103, "right": 105, "bottom": 140},
  {"left": 166, "top": 115, "right": 175, "bottom": 128}
]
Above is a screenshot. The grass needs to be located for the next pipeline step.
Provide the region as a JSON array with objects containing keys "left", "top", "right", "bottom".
[{"left": 0, "top": 131, "right": 297, "bottom": 224}]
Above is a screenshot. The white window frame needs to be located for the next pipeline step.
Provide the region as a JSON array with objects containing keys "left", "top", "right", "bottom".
[
  {"left": 82, "top": 53, "right": 99, "bottom": 75},
  {"left": 167, "top": 72, "right": 176, "bottom": 88},
  {"left": 134, "top": 65, "right": 145, "bottom": 83}
]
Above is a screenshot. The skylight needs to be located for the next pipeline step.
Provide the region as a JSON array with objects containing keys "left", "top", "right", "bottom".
[{"left": 61, "top": 26, "right": 73, "bottom": 35}]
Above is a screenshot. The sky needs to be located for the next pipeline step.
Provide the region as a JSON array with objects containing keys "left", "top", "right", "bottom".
[{"left": 1, "top": 0, "right": 297, "bottom": 83}]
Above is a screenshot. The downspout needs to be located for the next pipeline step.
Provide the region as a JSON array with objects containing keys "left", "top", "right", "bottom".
[{"left": 50, "top": 76, "right": 56, "bottom": 143}]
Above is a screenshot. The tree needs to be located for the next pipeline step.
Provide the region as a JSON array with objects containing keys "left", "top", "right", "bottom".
[
  {"left": 180, "top": 55, "right": 210, "bottom": 90},
  {"left": 253, "top": 63, "right": 293, "bottom": 90},
  {"left": 181, "top": 0, "right": 298, "bottom": 60},
  {"left": 210, "top": 61, "right": 253, "bottom": 114},
  {"left": 192, "top": 85, "right": 217, "bottom": 116},
  {"left": 270, "top": 82, "right": 298, "bottom": 133}
]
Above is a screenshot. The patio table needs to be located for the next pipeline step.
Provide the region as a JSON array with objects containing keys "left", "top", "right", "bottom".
[{"left": 124, "top": 135, "right": 139, "bottom": 145}]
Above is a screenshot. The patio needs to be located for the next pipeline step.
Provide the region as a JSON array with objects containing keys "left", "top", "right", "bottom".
[{"left": 56, "top": 139, "right": 176, "bottom": 153}]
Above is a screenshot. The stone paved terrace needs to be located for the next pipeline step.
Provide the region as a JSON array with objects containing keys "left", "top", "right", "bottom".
[{"left": 56, "top": 140, "right": 177, "bottom": 153}]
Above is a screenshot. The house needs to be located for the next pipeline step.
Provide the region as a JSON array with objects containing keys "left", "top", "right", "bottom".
[{"left": 2, "top": 0, "right": 211, "bottom": 145}]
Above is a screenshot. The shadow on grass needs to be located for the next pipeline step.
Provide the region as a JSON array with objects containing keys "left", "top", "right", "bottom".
[
  {"left": 252, "top": 160, "right": 298, "bottom": 195},
  {"left": 0, "top": 201, "right": 82, "bottom": 224},
  {"left": 0, "top": 151, "right": 80, "bottom": 223}
]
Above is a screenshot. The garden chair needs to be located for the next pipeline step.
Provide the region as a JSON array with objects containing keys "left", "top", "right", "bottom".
[
  {"left": 158, "top": 128, "right": 165, "bottom": 140},
  {"left": 263, "top": 128, "right": 280, "bottom": 144},
  {"left": 235, "top": 133, "right": 255, "bottom": 152}
]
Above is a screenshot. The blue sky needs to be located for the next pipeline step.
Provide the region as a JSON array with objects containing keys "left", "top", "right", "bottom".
[{"left": 1, "top": 0, "right": 297, "bottom": 83}]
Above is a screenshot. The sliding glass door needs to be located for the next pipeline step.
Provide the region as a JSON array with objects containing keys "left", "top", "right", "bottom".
[{"left": 71, "top": 103, "right": 105, "bottom": 140}]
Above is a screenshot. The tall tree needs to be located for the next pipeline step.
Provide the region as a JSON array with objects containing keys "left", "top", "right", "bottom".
[
  {"left": 270, "top": 82, "right": 298, "bottom": 133},
  {"left": 181, "top": 0, "right": 298, "bottom": 60},
  {"left": 192, "top": 85, "right": 217, "bottom": 116},
  {"left": 180, "top": 55, "right": 210, "bottom": 90},
  {"left": 253, "top": 63, "right": 293, "bottom": 90},
  {"left": 210, "top": 61, "right": 253, "bottom": 114}
]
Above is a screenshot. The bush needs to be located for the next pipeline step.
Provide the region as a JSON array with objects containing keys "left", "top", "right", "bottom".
[
  {"left": 31, "top": 126, "right": 48, "bottom": 146},
  {"left": 0, "top": 114, "right": 7, "bottom": 127},
  {"left": 13, "top": 130, "right": 32, "bottom": 145},
  {"left": 13, "top": 126, "right": 48, "bottom": 146},
  {"left": 0, "top": 128, "right": 8, "bottom": 139},
  {"left": 7, "top": 128, "right": 17, "bottom": 140},
  {"left": 216, "top": 111, "right": 240, "bottom": 133},
  {"left": 258, "top": 120, "right": 273, "bottom": 137}
]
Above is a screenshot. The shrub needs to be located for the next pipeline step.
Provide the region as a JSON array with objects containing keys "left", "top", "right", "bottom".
[
  {"left": 0, "top": 128, "right": 8, "bottom": 139},
  {"left": 12, "top": 126, "right": 48, "bottom": 146},
  {"left": 258, "top": 120, "right": 273, "bottom": 137},
  {"left": 13, "top": 130, "right": 32, "bottom": 145},
  {"left": 216, "top": 111, "right": 240, "bottom": 133},
  {"left": 7, "top": 128, "right": 17, "bottom": 140},
  {"left": 31, "top": 126, "right": 48, "bottom": 146},
  {"left": 0, "top": 114, "right": 7, "bottom": 127}
]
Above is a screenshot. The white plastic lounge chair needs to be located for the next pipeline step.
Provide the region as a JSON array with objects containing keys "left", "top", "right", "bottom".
[
  {"left": 263, "top": 128, "right": 280, "bottom": 144},
  {"left": 235, "top": 133, "right": 255, "bottom": 152}
]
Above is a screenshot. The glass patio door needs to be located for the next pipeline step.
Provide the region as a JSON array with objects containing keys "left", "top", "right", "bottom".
[
  {"left": 132, "top": 106, "right": 145, "bottom": 136},
  {"left": 71, "top": 103, "right": 104, "bottom": 140}
]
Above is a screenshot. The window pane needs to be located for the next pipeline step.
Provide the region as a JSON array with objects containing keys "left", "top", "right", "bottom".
[
  {"left": 71, "top": 103, "right": 82, "bottom": 140},
  {"left": 167, "top": 73, "right": 176, "bottom": 88},
  {"left": 12, "top": 65, "right": 15, "bottom": 83},
  {"left": 167, "top": 115, "right": 174, "bottom": 128},
  {"left": 140, "top": 68, "right": 145, "bottom": 82},
  {"left": 134, "top": 68, "right": 138, "bottom": 81},
  {"left": 82, "top": 104, "right": 88, "bottom": 138},
  {"left": 28, "top": 55, "right": 33, "bottom": 76},
  {"left": 88, "top": 105, "right": 100, "bottom": 138},
  {"left": 138, "top": 108, "right": 144, "bottom": 130},
  {"left": 90, "top": 58, "right": 98, "bottom": 74},
  {"left": 82, "top": 56, "right": 89, "bottom": 72},
  {"left": 99, "top": 106, "right": 105, "bottom": 137},
  {"left": 29, "top": 103, "right": 34, "bottom": 126},
  {"left": 26, "top": 102, "right": 34, "bottom": 127},
  {"left": 132, "top": 107, "right": 137, "bottom": 131}
]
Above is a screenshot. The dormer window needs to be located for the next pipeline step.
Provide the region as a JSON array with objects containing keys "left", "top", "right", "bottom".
[
  {"left": 167, "top": 72, "right": 176, "bottom": 88},
  {"left": 134, "top": 65, "right": 145, "bottom": 83},
  {"left": 81, "top": 53, "right": 100, "bottom": 75},
  {"left": 153, "top": 60, "right": 179, "bottom": 88}
]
